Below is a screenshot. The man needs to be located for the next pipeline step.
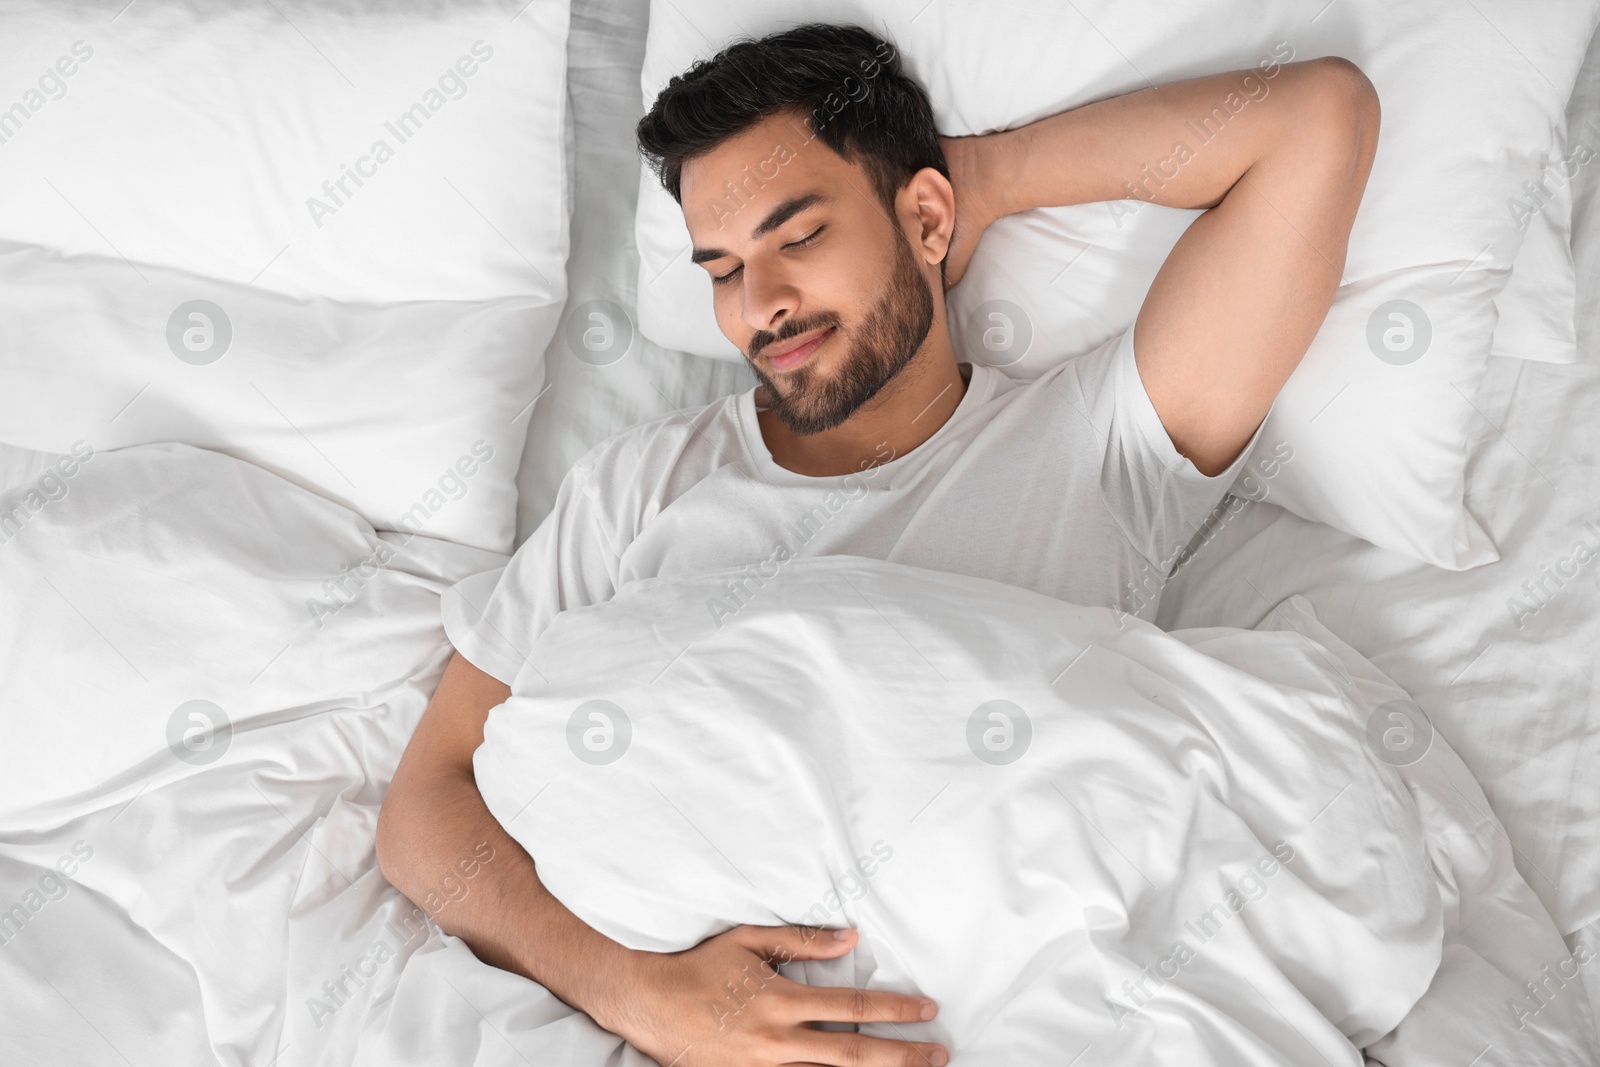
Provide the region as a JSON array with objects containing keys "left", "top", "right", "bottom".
[{"left": 377, "top": 22, "right": 1378, "bottom": 1067}]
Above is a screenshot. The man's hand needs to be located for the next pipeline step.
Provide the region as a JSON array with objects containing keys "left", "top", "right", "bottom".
[{"left": 604, "top": 925, "right": 947, "bottom": 1067}]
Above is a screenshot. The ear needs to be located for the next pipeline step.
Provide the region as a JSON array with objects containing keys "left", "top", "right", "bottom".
[{"left": 897, "top": 166, "right": 956, "bottom": 270}]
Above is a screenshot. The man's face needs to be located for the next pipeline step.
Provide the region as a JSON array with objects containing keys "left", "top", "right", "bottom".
[{"left": 681, "top": 110, "right": 935, "bottom": 435}]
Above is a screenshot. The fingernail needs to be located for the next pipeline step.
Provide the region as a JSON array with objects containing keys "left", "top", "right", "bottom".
[
  {"left": 929, "top": 1049, "right": 948, "bottom": 1066},
  {"left": 833, "top": 928, "right": 853, "bottom": 941},
  {"left": 920, "top": 999, "right": 938, "bottom": 1021}
]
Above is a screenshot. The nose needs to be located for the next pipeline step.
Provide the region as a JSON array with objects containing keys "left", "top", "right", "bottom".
[{"left": 739, "top": 259, "right": 800, "bottom": 337}]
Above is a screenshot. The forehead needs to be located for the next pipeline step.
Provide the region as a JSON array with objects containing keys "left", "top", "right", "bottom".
[{"left": 679, "top": 110, "right": 871, "bottom": 240}]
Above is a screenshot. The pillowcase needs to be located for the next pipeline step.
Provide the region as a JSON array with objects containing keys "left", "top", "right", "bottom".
[
  {"left": 0, "top": 242, "right": 548, "bottom": 554},
  {"left": 0, "top": 0, "right": 574, "bottom": 553},
  {"left": 0, "top": 0, "right": 572, "bottom": 304},
  {"left": 633, "top": 0, "right": 1600, "bottom": 568}
]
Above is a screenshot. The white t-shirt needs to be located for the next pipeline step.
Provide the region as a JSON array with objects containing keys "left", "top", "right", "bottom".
[{"left": 445, "top": 327, "right": 1257, "bottom": 686}]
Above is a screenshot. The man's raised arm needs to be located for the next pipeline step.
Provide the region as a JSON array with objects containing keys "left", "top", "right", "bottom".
[{"left": 942, "top": 56, "right": 1380, "bottom": 474}]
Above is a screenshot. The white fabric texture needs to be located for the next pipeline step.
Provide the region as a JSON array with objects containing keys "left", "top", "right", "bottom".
[
  {"left": 447, "top": 327, "right": 1265, "bottom": 685},
  {"left": 0, "top": 0, "right": 572, "bottom": 305},
  {"left": 0, "top": 0, "right": 575, "bottom": 555},
  {"left": 1493, "top": 110, "right": 1582, "bottom": 364},
  {"left": 474, "top": 555, "right": 1595, "bottom": 1065},
  {"left": 0, "top": 440, "right": 644, "bottom": 1067},
  {"left": 632, "top": 0, "right": 1600, "bottom": 568},
  {"left": 0, "top": 242, "right": 551, "bottom": 554},
  {"left": 1574, "top": 23, "right": 1600, "bottom": 358},
  {"left": 0, "top": 443, "right": 503, "bottom": 830}
]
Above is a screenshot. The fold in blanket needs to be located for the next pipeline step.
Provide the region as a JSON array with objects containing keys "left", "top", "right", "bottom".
[{"left": 476, "top": 555, "right": 1596, "bottom": 1066}]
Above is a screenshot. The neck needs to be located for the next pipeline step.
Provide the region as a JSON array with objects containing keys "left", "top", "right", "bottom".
[{"left": 756, "top": 323, "right": 968, "bottom": 477}]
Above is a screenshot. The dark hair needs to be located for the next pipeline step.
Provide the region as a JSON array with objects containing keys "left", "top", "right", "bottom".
[{"left": 636, "top": 23, "right": 947, "bottom": 214}]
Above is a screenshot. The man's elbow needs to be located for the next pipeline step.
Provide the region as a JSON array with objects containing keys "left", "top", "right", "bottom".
[
  {"left": 376, "top": 767, "right": 434, "bottom": 889},
  {"left": 374, "top": 783, "right": 406, "bottom": 887},
  {"left": 1303, "top": 56, "right": 1381, "bottom": 159}
]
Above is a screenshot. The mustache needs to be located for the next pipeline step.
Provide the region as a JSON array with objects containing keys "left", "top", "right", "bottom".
[{"left": 749, "top": 312, "right": 841, "bottom": 361}]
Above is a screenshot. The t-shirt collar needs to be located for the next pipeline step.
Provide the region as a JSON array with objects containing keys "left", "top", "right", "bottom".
[{"left": 735, "top": 361, "right": 994, "bottom": 487}]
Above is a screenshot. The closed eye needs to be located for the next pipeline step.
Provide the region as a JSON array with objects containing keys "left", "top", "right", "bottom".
[
  {"left": 710, "top": 226, "right": 825, "bottom": 286},
  {"left": 784, "top": 225, "right": 824, "bottom": 250}
]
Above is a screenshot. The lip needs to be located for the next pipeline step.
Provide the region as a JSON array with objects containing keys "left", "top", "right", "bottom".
[{"left": 764, "top": 326, "right": 834, "bottom": 371}]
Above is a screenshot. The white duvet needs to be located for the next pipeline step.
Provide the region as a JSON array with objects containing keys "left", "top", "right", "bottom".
[{"left": 477, "top": 556, "right": 1599, "bottom": 1065}]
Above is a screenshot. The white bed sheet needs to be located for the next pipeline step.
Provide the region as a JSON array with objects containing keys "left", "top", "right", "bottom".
[{"left": 0, "top": 439, "right": 648, "bottom": 1067}]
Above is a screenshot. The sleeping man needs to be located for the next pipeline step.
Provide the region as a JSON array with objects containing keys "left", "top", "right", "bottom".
[{"left": 377, "top": 23, "right": 1378, "bottom": 1067}]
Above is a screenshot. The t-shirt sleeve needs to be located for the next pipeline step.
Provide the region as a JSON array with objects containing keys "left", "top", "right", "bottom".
[
  {"left": 1070, "top": 325, "right": 1268, "bottom": 574},
  {"left": 440, "top": 443, "right": 627, "bottom": 687}
]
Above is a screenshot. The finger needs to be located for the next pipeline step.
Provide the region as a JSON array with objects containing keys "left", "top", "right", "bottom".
[
  {"left": 791, "top": 1028, "right": 950, "bottom": 1067},
  {"left": 777, "top": 984, "right": 939, "bottom": 1027},
  {"left": 734, "top": 923, "right": 856, "bottom": 964}
]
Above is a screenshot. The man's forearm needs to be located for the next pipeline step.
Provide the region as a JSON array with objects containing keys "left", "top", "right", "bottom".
[
  {"left": 375, "top": 761, "right": 638, "bottom": 1031},
  {"left": 982, "top": 57, "right": 1344, "bottom": 218}
]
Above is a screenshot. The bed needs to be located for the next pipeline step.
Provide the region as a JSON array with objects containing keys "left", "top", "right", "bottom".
[{"left": 1, "top": 0, "right": 1596, "bottom": 1063}]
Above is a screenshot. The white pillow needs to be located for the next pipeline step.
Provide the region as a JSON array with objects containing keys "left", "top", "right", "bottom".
[
  {"left": 0, "top": 242, "right": 546, "bottom": 554},
  {"left": 0, "top": 0, "right": 571, "bottom": 305},
  {"left": 0, "top": 0, "right": 574, "bottom": 553},
  {"left": 634, "top": 0, "right": 1600, "bottom": 568}
]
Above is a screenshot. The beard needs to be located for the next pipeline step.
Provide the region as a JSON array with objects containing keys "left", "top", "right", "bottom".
[{"left": 747, "top": 229, "right": 935, "bottom": 436}]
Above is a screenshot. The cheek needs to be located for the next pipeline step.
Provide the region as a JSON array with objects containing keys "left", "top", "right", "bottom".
[
  {"left": 797, "top": 257, "right": 871, "bottom": 333},
  {"left": 712, "top": 291, "right": 750, "bottom": 347}
]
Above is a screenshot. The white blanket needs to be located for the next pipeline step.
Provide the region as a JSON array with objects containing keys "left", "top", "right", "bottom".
[{"left": 476, "top": 556, "right": 1598, "bottom": 1065}]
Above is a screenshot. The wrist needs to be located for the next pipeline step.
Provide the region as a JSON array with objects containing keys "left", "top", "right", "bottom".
[
  {"left": 582, "top": 942, "right": 656, "bottom": 1037},
  {"left": 942, "top": 130, "right": 1009, "bottom": 228},
  {"left": 497, "top": 888, "right": 651, "bottom": 1036},
  {"left": 982, "top": 125, "right": 1030, "bottom": 219}
]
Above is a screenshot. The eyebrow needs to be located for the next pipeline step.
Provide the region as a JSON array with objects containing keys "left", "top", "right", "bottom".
[{"left": 690, "top": 193, "right": 832, "bottom": 265}]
